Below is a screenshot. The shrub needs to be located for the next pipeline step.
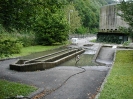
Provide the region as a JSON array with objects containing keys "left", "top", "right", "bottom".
[
  {"left": 97, "top": 34, "right": 122, "bottom": 44},
  {"left": 75, "top": 26, "right": 88, "bottom": 34},
  {"left": 123, "top": 41, "right": 131, "bottom": 46},
  {"left": 17, "top": 32, "right": 36, "bottom": 47},
  {"left": 0, "top": 34, "right": 23, "bottom": 58}
]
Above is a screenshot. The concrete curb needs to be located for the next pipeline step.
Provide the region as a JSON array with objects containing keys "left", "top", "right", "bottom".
[
  {"left": 0, "top": 57, "right": 20, "bottom": 61},
  {"left": 92, "top": 44, "right": 103, "bottom": 63},
  {"left": 94, "top": 48, "right": 117, "bottom": 99},
  {"left": 27, "top": 88, "right": 44, "bottom": 98}
]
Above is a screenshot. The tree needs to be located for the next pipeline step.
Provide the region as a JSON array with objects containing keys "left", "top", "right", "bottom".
[
  {"left": 0, "top": 0, "right": 69, "bottom": 45},
  {"left": 64, "top": 4, "right": 81, "bottom": 34},
  {"left": 34, "top": 0, "right": 69, "bottom": 45},
  {"left": 117, "top": 0, "right": 133, "bottom": 40},
  {"left": 0, "top": 0, "right": 36, "bottom": 31},
  {"left": 66, "top": 0, "right": 107, "bottom": 33}
]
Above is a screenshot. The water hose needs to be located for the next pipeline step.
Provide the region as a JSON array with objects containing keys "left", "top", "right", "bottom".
[{"left": 32, "top": 53, "right": 86, "bottom": 99}]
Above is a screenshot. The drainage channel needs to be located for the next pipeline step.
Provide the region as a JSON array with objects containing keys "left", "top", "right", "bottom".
[{"left": 10, "top": 48, "right": 85, "bottom": 71}]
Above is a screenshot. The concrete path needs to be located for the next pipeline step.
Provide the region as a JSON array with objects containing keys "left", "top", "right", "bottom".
[
  {"left": 96, "top": 47, "right": 116, "bottom": 65},
  {"left": 44, "top": 66, "right": 109, "bottom": 99}
]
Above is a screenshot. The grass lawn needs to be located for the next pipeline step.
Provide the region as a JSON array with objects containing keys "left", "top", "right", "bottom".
[
  {"left": 0, "top": 80, "right": 37, "bottom": 99},
  {"left": 99, "top": 50, "right": 133, "bottom": 99},
  {"left": 11, "top": 45, "right": 62, "bottom": 58}
]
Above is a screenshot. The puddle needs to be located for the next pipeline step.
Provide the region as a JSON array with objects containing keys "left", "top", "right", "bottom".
[{"left": 59, "top": 54, "right": 97, "bottom": 66}]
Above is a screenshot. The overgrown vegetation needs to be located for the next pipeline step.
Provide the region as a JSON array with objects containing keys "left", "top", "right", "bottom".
[
  {"left": 97, "top": 34, "right": 122, "bottom": 44},
  {"left": 0, "top": 80, "right": 37, "bottom": 99},
  {"left": 117, "top": 0, "right": 133, "bottom": 40},
  {"left": 0, "top": 26, "right": 36, "bottom": 58},
  {"left": 99, "top": 50, "right": 133, "bottom": 99},
  {"left": 123, "top": 41, "right": 131, "bottom": 46},
  {"left": 0, "top": 0, "right": 115, "bottom": 57},
  {"left": 0, "top": 33, "right": 23, "bottom": 58}
]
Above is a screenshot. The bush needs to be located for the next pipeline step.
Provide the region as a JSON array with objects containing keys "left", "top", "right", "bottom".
[
  {"left": 17, "top": 32, "right": 36, "bottom": 47},
  {"left": 97, "top": 34, "right": 122, "bottom": 44},
  {"left": 75, "top": 26, "right": 88, "bottom": 34},
  {"left": 123, "top": 41, "right": 131, "bottom": 46},
  {"left": 0, "top": 34, "right": 23, "bottom": 58}
]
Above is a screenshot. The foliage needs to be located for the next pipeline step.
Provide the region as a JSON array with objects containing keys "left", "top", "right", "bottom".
[
  {"left": 0, "top": 80, "right": 37, "bottom": 99},
  {"left": 0, "top": 0, "right": 35, "bottom": 31},
  {"left": 97, "top": 34, "right": 122, "bottom": 44},
  {"left": 34, "top": 12, "right": 69, "bottom": 45},
  {"left": 64, "top": 4, "right": 81, "bottom": 34},
  {"left": 0, "top": 24, "right": 36, "bottom": 47},
  {"left": 66, "top": 0, "right": 115, "bottom": 33},
  {"left": 99, "top": 50, "right": 133, "bottom": 99},
  {"left": 0, "top": 0, "right": 116, "bottom": 47},
  {"left": 0, "top": 0, "right": 69, "bottom": 45},
  {"left": 117, "top": 0, "right": 133, "bottom": 39},
  {"left": 75, "top": 26, "right": 88, "bottom": 34},
  {"left": 0, "top": 34, "right": 23, "bottom": 58},
  {"left": 16, "top": 31, "right": 36, "bottom": 47},
  {"left": 66, "top": 0, "right": 119, "bottom": 33},
  {"left": 33, "top": 0, "right": 69, "bottom": 45},
  {"left": 123, "top": 41, "right": 131, "bottom": 46},
  {"left": 72, "top": 0, "right": 100, "bottom": 32},
  {"left": 90, "top": 39, "right": 96, "bottom": 43}
]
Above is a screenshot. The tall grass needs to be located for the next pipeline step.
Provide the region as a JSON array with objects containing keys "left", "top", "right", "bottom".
[{"left": 0, "top": 25, "right": 36, "bottom": 47}]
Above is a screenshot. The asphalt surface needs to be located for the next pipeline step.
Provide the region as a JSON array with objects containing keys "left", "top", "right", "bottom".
[
  {"left": 0, "top": 59, "right": 109, "bottom": 99},
  {"left": 0, "top": 37, "right": 112, "bottom": 99}
]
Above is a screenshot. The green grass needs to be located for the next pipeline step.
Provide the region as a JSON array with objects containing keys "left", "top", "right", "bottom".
[
  {"left": 90, "top": 39, "right": 96, "bottom": 42},
  {"left": 99, "top": 50, "right": 133, "bottom": 99},
  {"left": 11, "top": 45, "right": 62, "bottom": 58},
  {"left": 0, "top": 80, "right": 37, "bottom": 99}
]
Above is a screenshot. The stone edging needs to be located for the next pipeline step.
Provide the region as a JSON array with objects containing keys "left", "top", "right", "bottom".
[
  {"left": 94, "top": 49, "right": 117, "bottom": 99},
  {"left": 92, "top": 44, "right": 103, "bottom": 63},
  {"left": 27, "top": 88, "right": 44, "bottom": 98},
  {"left": 0, "top": 57, "right": 20, "bottom": 61}
]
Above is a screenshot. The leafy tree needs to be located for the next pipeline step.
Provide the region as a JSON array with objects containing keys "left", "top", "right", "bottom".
[
  {"left": 0, "top": 0, "right": 35, "bottom": 31},
  {"left": 0, "top": 0, "right": 69, "bottom": 45},
  {"left": 34, "top": 0, "right": 69, "bottom": 45},
  {"left": 0, "top": 33, "right": 23, "bottom": 58},
  {"left": 66, "top": 0, "right": 108, "bottom": 33},
  {"left": 75, "top": 26, "right": 87, "bottom": 34},
  {"left": 117, "top": 0, "right": 133, "bottom": 40},
  {"left": 64, "top": 4, "right": 81, "bottom": 34}
]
